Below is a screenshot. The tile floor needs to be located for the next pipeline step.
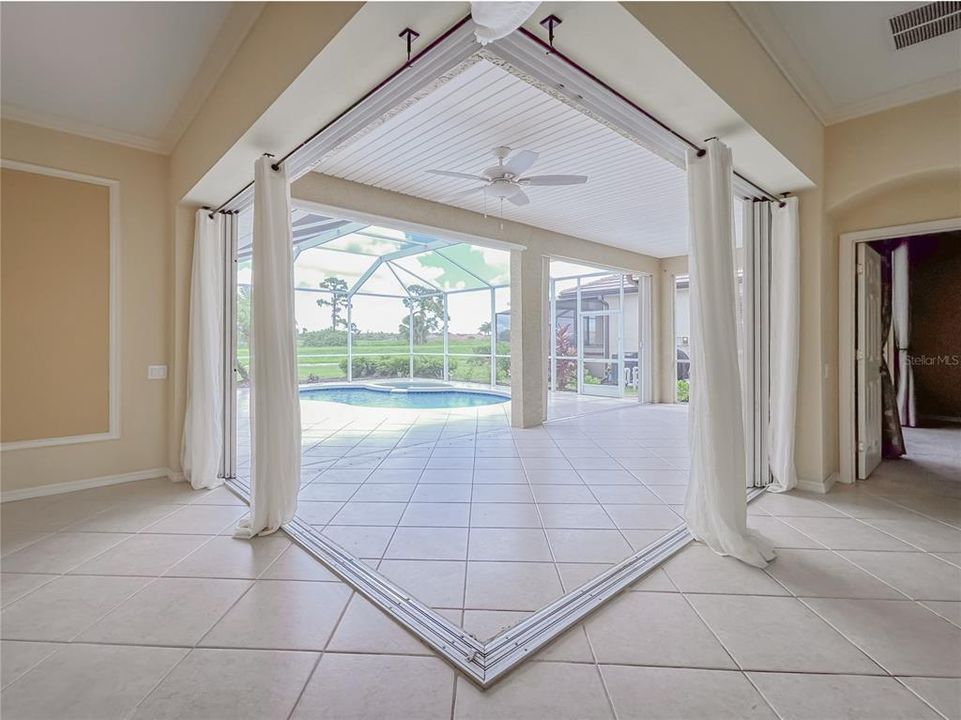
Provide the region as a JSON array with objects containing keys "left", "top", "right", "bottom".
[
  {"left": 1, "top": 420, "right": 959, "bottom": 719},
  {"left": 236, "top": 392, "right": 691, "bottom": 633}
]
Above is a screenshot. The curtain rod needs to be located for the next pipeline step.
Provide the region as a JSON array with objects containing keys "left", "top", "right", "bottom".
[
  {"left": 514, "top": 26, "right": 785, "bottom": 206},
  {"left": 212, "top": 12, "right": 785, "bottom": 216}
]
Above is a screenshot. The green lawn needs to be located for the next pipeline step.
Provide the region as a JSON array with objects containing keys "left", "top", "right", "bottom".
[
  {"left": 236, "top": 338, "right": 510, "bottom": 384},
  {"left": 236, "top": 338, "right": 508, "bottom": 361}
]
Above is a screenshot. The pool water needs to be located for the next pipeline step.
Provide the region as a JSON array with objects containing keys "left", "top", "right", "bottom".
[{"left": 301, "top": 387, "right": 509, "bottom": 409}]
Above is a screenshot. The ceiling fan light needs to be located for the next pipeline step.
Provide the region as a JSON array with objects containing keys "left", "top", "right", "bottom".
[{"left": 484, "top": 179, "right": 520, "bottom": 199}]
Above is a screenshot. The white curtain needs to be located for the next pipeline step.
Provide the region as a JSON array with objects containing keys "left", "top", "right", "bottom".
[
  {"left": 684, "top": 139, "right": 775, "bottom": 568},
  {"left": 234, "top": 156, "right": 301, "bottom": 539},
  {"left": 181, "top": 210, "right": 225, "bottom": 490},
  {"left": 892, "top": 241, "right": 916, "bottom": 427},
  {"left": 767, "top": 198, "right": 800, "bottom": 492},
  {"left": 471, "top": 1, "right": 540, "bottom": 44}
]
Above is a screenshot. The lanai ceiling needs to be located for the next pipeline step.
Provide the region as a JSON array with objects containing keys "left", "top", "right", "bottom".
[{"left": 314, "top": 56, "right": 690, "bottom": 259}]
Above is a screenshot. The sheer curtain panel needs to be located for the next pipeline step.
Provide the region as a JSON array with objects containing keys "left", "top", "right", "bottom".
[
  {"left": 683, "top": 139, "right": 775, "bottom": 568},
  {"left": 235, "top": 157, "right": 302, "bottom": 538},
  {"left": 767, "top": 197, "right": 800, "bottom": 492},
  {"left": 892, "top": 241, "right": 917, "bottom": 427},
  {"left": 181, "top": 210, "right": 225, "bottom": 490},
  {"left": 470, "top": 1, "right": 540, "bottom": 44}
]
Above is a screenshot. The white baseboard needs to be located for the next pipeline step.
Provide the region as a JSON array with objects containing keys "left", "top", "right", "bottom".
[
  {"left": 1, "top": 467, "right": 173, "bottom": 503},
  {"left": 167, "top": 470, "right": 186, "bottom": 484},
  {"left": 797, "top": 472, "right": 838, "bottom": 495}
]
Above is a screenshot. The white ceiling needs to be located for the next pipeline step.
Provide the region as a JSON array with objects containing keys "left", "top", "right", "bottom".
[
  {"left": 736, "top": 2, "right": 961, "bottom": 124},
  {"left": 315, "top": 57, "right": 690, "bottom": 259},
  {"left": 0, "top": 2, "right": 260, "bottom": 152}
]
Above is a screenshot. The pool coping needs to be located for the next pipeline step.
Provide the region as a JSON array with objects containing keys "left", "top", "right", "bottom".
[{"left": 299, "top": 381, "right": 511, "bottom": 399}]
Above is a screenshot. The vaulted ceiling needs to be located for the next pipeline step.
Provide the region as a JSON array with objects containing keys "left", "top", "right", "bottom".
[{"left": 315, "top": 57, "right": 690, "bottom": 259}]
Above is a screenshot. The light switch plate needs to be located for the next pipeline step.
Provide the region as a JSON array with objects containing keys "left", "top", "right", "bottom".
[{"left": 147, "top": 365, "right": 167, "bottom": 380}]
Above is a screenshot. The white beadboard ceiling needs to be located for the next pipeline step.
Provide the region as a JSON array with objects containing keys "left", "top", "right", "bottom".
[{"left": 315, "top": 57, "right": 689, "bottom": 259}]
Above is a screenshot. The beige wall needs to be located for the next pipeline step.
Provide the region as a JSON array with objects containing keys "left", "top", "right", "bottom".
[
  {"left": 1, "top": 167, "right": 111, "bottom": 442},
  {"left": 1, "top": 120, "right": 170, "bottom": 493},
  {"left": 821, "top": 95, "right": 961, "bottom": 482}
]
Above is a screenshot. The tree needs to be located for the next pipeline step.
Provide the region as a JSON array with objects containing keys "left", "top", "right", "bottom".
[
  {"left": 316, "top": 277, "right": 356, "bottom": 332},
  {"left": 478, "top": 321, "right": 491, "bottom": 335},
  {"left": 237, "top": 286, "right": 252, "bottom": 347},
  {"left": 399, "top": 284, "right": 446, "bottom": 344}
]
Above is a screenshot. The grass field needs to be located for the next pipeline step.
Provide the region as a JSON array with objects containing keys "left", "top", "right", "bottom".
[{"left": 236, "top": 338, "right": 510, "bottom": 383}]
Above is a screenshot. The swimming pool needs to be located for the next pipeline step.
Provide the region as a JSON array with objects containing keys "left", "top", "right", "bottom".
[{"left": 301, "top": 385, "right": 509, "bottom": 409}]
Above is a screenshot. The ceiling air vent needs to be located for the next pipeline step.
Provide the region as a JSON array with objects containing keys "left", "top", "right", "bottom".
[{"left": 889, "top": 2, "right": 961, "bottom": 49}]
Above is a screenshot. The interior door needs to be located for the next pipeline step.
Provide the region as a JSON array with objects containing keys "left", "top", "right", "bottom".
[{"left": 857, "top": 243, "right": 883, "bottom": 479}]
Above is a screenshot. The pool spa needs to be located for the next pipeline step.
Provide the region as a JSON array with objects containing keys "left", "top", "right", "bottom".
[{"left": 300, "top": 383, "right": 510, "bottom": 409}]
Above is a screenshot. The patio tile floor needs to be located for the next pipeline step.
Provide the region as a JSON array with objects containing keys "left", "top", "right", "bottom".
[{"left": 235, "top": 391, "right": 691, "bottom": 633}]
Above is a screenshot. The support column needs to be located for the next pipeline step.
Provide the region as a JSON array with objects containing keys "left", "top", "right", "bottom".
[{"left": 510, "top": 250, "right": 548, "bottom": 428}]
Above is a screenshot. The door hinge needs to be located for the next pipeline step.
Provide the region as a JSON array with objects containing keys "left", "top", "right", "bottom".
[
  {"left": 857, "top": 442, "right": 865, "bottom": 451},
  {"left": 856, "top": 263, "right": 864, "bottom": 275},
  {"left": 856, "top": 349, "right": 865, "bottom": 360}
]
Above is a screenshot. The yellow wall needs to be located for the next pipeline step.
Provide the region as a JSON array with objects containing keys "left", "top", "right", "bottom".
[
  {"left": 1, "top": 167, "right": 111, "bottom": 442},
  {"left": 1, "top": 120, "right": 170, "bottom": 493}
]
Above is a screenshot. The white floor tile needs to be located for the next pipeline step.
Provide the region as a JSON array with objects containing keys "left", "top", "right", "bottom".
[
  {"left": 898, "top": 677, "right": 961, "bottom": 720},
  {"left": 0, "top": 573, "right": 57, "bottom": 607},
  {"left": 292, "top": 653, "right": 454, "bottom": 720},
  {"left": 0, "top": 640, "right": 61, "bottom": 689},
  {"left": 0, "top": 643, "right": 186, "bottom": 720},
  {"left": 748, "top": 672, "right": 943, "bottom": 720},
  {"left": 164, "top": 534, "right": 290, "bottom": 579},
  {"left": 687, "top": 594, "right": 882, "bottom": 674},
  {"left": 585, "top": 592, "right": 735, "bottom": 669},
  {"left": 468, "top": 528, "right": 552, "bottom": 561},
  {"left": 131, "top": 648, "right": 318, "bottom": 720},
  {"left": 78, "top": 577, "right": 250, "bottom": 646},
  {"left": 201, "top": 580, "right": 351, "bottom": 651},
  {"left": 805, "top": 597, "right": 961, "bottom": 676},
  {"left": 840, "top": 550, "right": 961, "bottom": 601},
  {"left": 1, "top": 575, "right": 149, "bottom": 641},
  {"left": 663, "top": 544, "right": 790, "bottom": 595},
  {"left": 454, "top": 661, "right": 612, "bottom": 720},
  {"left": 377, "top": 559, "right": 466, "bottom": 608},
  {"left": 603, "top": 665, "right": 776, "bottom": 720},
  {"left": 465, "top": 561, "right": 563, "bottom": 611},
  {"left": 765, "top": 549, "right": 908, "bottom": 599}
]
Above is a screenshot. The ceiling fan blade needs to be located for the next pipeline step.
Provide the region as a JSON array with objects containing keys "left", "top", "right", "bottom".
[
  {"left": 427, "top": 169, "right": 488, "bottom": 182},
  {"left": 520, "top": 174, "right": 589, "bottom": 186},
  {"left": 448, "top": 186, "right": 488, "bottom": 200},
  {"left": 506, "top": 188, "right": 530, "bottom": 206},
  {"left": 502, "top": 149, "right": 539, "bottom": 177}
]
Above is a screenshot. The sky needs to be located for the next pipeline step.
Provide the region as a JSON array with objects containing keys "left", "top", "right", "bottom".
[{"left": 238, "top": 235, "right": 511, "bottom": 334}]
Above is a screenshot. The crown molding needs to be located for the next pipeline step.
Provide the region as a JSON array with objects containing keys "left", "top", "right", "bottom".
[
  {"left": 734, "top": 2, "right": 961, "bottom": 126},
  {"left": 1, "top": 103, "right": 167, "bottom": 154},
  {"left": 733, "top": 3, "right": 832, "bottom": 125},
  {"left": 829, "top": 71, "right": 961, "bottom": 124}
]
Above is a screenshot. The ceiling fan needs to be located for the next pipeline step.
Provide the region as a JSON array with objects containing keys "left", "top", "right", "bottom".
[{"left": 426, "top": 146, "right": 588, "bottom": 206}]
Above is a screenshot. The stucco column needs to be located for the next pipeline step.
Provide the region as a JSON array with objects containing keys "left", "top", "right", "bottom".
[{"left": 510, "top": 249, "right": 548, "bottom": 427}]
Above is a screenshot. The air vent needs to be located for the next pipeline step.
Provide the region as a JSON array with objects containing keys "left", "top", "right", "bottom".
[{"left": 889, "top": 2, "right": 961, "bottom": 49}]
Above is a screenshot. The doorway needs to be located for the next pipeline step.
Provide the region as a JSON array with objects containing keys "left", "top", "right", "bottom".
[
  {"left": 547, "top": 258, "right": 651, "bottom": 407},
  {"left": 839, "top": 217, "right": 961, "bottom": 484}
]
